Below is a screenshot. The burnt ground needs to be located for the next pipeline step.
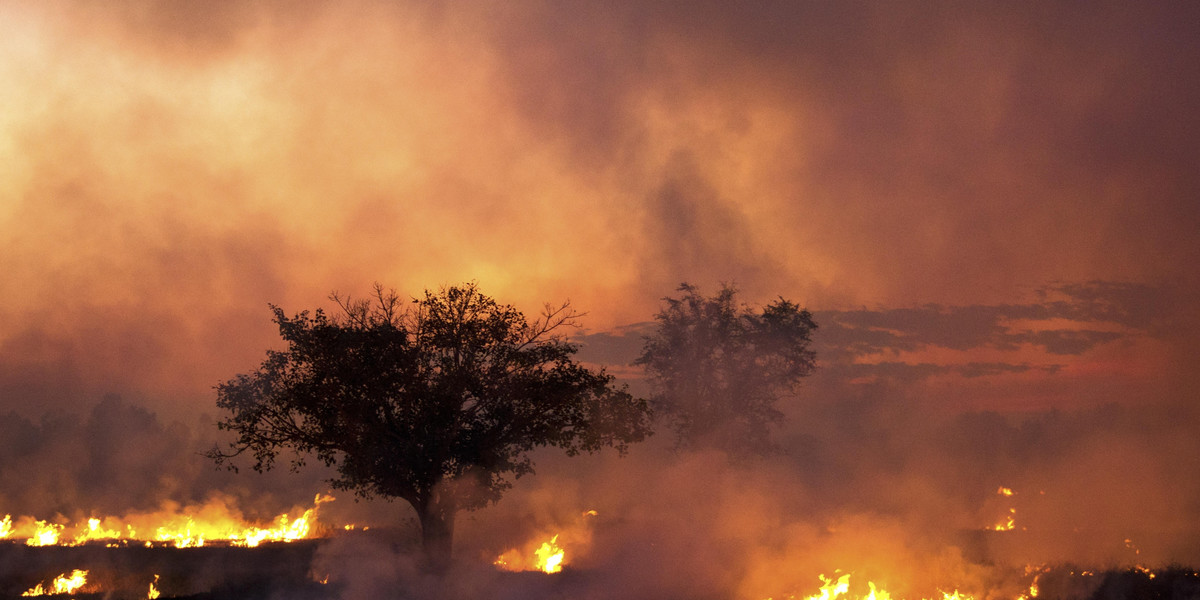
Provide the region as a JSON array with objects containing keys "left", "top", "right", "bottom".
[
  {"left": 0, "top": 540, "right": 325, "bottom": 600},
  {"left": 2, "top": 540, "right": 1200, "bottom": 600},
  {"left": 1037, "top": 566, "right": 1200, "bottom": 600}
]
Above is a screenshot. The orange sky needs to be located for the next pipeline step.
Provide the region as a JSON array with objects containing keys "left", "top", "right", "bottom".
[{"left": 1, "top": 1, "right": 1198, "bottom": 420}]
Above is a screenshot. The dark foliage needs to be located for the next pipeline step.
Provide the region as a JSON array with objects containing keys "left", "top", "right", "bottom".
[
  {"left": 635, "top": 283, "right": 817, "bottom": 456},
  {"left": 208, "top": 283, "right": 651, "bottom": 570}
]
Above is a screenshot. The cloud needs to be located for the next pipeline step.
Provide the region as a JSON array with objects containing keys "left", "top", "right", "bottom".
[
  {"left": 2, "top": 2, "right": 1198, "bottom": 416},
  {"left": 818, "top": 282, "right": 1165, "bottom": 361},
  {"left": 577, "top": 281, "right": 1167, "bottom": 400}
]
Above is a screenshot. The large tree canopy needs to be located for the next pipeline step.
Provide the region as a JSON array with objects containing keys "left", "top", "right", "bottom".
[
  {"left": 209, "top": 283, "right": 651, "bottom": 570},
  {"left": 636, "top": 283, "right": 817, "bottom": 456}
]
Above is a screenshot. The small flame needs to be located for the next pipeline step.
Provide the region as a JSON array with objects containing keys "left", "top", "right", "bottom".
[
  {"left": 22, "top": 569, "right": 88, "bottom": 596},
  {"left": 767, "top": 573, "right": 977, "bottom": 600},
  {"left": 534, "top": 535, "right": 565, "bottom": 574},
  {"left": 493, "top": 509, "right": 597, "bottom": 574},
  {"left": 75, "top": 517, "right": 123, "bottom": 545},
  {"left": 26, "top": 521, "right": 62, "bottom": 546},
  {"left": 992, "top": 508, "right": 1016, "bottom": 531},
  {"left": 989, "top": 487, "right": 1018, "bottom": 531},
  {"left": 0, "top": 514, "right": 12, "bottom": 538},
  {"left": 1016, "top": 565, "right": 1051, "bottom": 600},
  {"left": 148, "top": 574, "right": 160, "bottom": 600}
]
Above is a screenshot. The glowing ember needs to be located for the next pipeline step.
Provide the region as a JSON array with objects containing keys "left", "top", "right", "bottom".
[
  {"left": 1015, "top": 565, "right": 1050, "bottom": 600},
  {"left": 22, "top": 569, "right": 88, "bottom": 596},
  {"left": 768, "top": 573, "right": 977, "bottom": 600},
  {"left": 992, "top": 508, "right": 1017, "bottom": 531},
  {"left": 990, "top": 486, "right": 1017, "bottom": 531}
]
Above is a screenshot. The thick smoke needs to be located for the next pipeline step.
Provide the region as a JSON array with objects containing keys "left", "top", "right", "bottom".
[
  {"left": 4, "top": 2, "right": 1199, "bottom": 423},
  {"left": 2, "top": 0, "right": 1199, "bottom": 597},
  {"left": 306, "top": 400, "right": 1200, "bottom": 600},
  {"left": 302, "top": 283, "right": 1200, "bottom": 599},
  {"left": 0, "top": 395, "right": 339, "bottom": 521},
  {"left": 1, "top": 284, "right": 1197, "bottom": 598}
]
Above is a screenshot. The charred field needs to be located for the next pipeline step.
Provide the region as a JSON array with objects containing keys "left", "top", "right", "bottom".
[
  {"left": 3, "top": 536, "right": 1200, "bottom": 600},
  {"left": 0, "top": 540, "right": 325, "bottom": 600}
]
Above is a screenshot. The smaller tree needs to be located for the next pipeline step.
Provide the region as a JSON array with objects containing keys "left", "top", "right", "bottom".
[
  {"left": 208, "top": 283, "right": 651, "bottom": 571},
  {"left": 635, "top": 283, "right": 817, "bottom": 456}
]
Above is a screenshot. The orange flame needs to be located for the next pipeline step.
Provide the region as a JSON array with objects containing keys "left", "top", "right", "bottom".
[
  {"left": 21, "top": 569, "right": 88, "bottom": 596},
  {"left": 807, "top": 573, "right": 850, "bottom": 600},
  {"left": 75, "top": 517, "right": 124, "bottom": 545},
  {"left": 147, "top": 575, "right": 160, "bottom": 600},
  {"left": 3, "top": 493, "right": 336, "bottom": 548},
  {"left": 992, "top": 508, "right": 1017, "bottom": 532},
  {"left": 990, "top": 486, "right": 1017, "bottom": 531},
  {"left": 939, "top": 592, "right": 972, "bottom": 600},
  {"left": 767, "top": 573, "right": 977, "bottom": 600},
  {"left": 533, "top": 535, "right": 565, "bottom": 574},
  {"left": 865, "top": 581, "right": 891, "bottom": 600},
  {"left": 26, "top": 521, "right": 61, "bottom": 546},
  {"left": 495, "top": 540, "right": 559, "bottom": 573},
  {"left": 494, "top": 509, "right": 597, "bottom": 574}
]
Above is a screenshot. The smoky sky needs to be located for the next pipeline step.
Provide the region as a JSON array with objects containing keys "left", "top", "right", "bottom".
[
  {"left": 4, "top": 6, "right": 1200, "bottom": 598},
  {"left": 3, "top": 1, "right": 1198, "bottom": 419}
]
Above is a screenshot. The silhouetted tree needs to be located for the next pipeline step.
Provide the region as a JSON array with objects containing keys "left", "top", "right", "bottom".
[
  {"left": 635, "top": 283, "right": 817, "bottom": 456},
  {"left": 209, "top": 283, "right": 651, "bottom": 571}
]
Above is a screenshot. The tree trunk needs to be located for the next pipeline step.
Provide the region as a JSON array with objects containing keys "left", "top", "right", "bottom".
[{"left": 417, "top": 493, "right": 457, "bottom": 574}]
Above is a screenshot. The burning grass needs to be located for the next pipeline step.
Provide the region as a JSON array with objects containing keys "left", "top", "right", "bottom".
[
  {"left": 0, "top": 540, "right": 325, "bottom": 599},
  {"left": 2, "top": 532, "right": 1200, "bottom": 599},
  {"left": 0, "top": 493, "right": 344, "bottom": 598},
  {"left": 492, "top": 509, "right": 598, "bottom": 575},
  {"left": 0, "top": 495, "right": 334, "bottom": 550}
]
